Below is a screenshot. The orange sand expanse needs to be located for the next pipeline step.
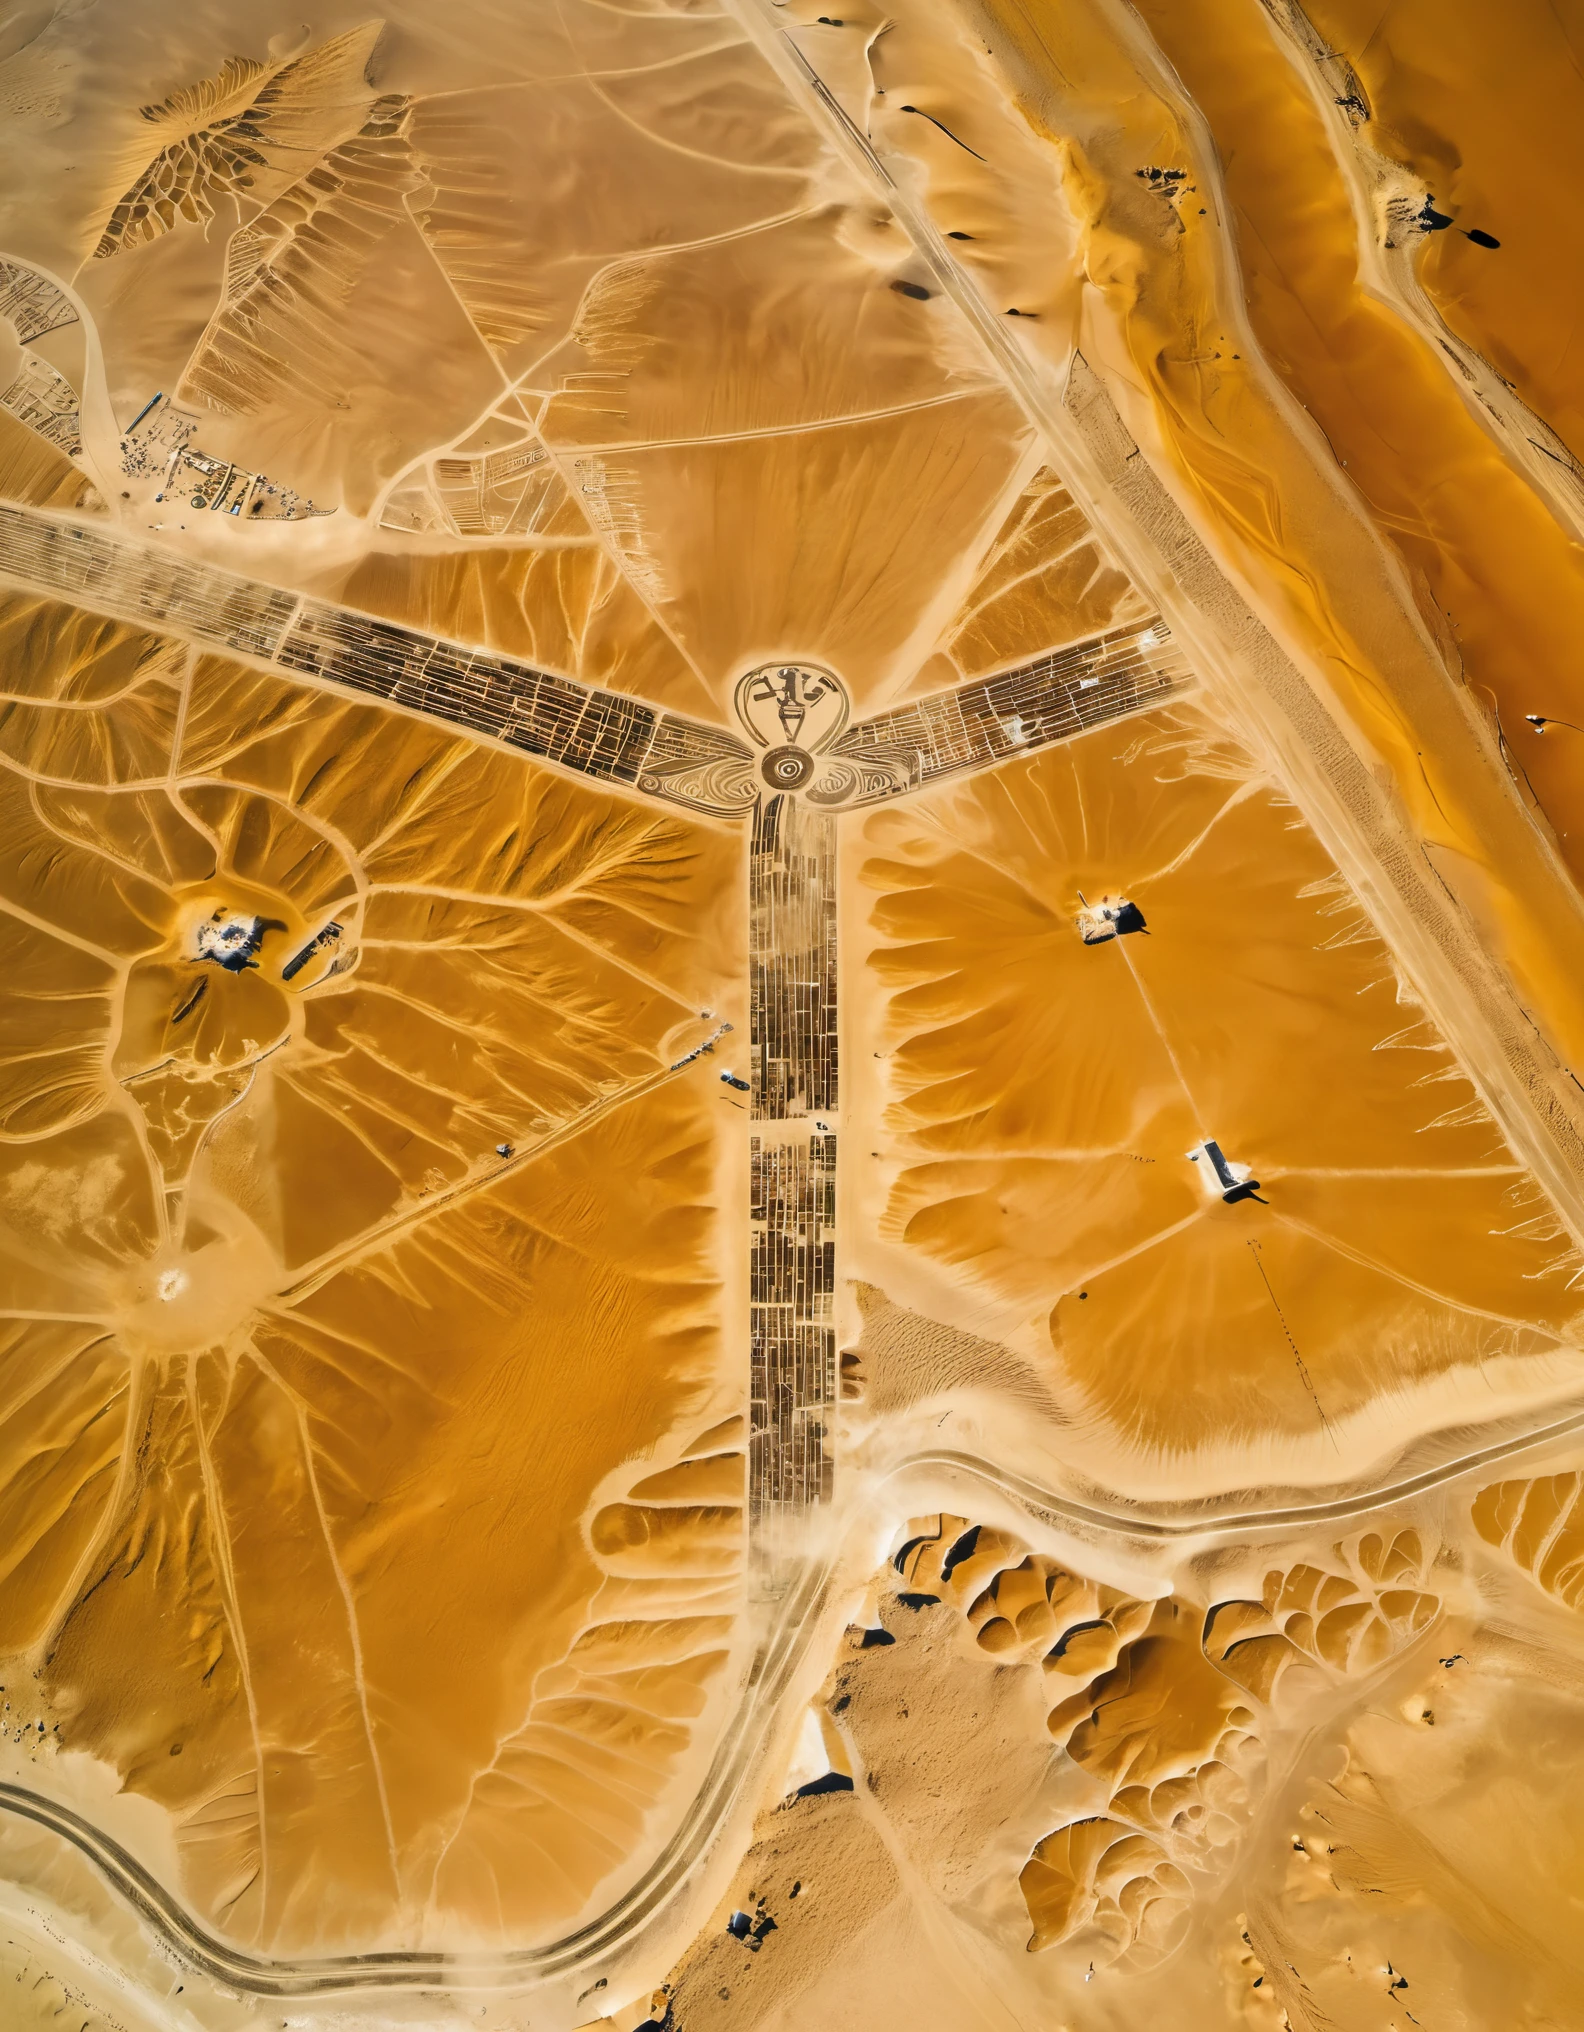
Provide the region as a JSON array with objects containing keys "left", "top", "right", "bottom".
[
  {"left": 1, "top": 0, "right": 1583, "bottom": 2025},
  {"left": 841, "top": 0, "right": 1584, "bottom": 1081},
  {"left": 1130, "top": 0, "right": 1584, "bottom": 909},
  {"left": 0, "top": 588, "right": 745, "bottom": 1951},
  {"left": 1306, "top": 0, "right": 1584, "bottom": 461},
  {"left": 849, "top": 698, "right": 1583, "bottom": 1481}
]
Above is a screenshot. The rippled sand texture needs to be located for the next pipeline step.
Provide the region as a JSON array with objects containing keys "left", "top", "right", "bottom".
[
  {"left": 3, "top": 0, "right": 1584, "bottom": 2019},
  {"left": 0, "top": 0, "right": 1101, "bottom": 1964},
  {"left": 1126, "top": 0, "right": 1584, "bottom": 897},
  {"left": 0, "top": 0, "right": 1078, "bottom": 713},
  {"left": 652, "top": 1487, "right": 1584, "bottom": 2029},
  {"left": 849, "top": 695, "right": 1583, "bottom": 1486},
  {"left": 0, "top": 0, "right": 1126, "bottom": 1975},
  {"left": 831, "top": 0, "right": 1584, "bottom": 1074},
  {"left": 0, "top": 588, "right": 743, "bottom": 1949}
]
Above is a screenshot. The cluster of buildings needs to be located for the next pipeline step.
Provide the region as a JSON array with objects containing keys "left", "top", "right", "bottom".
[
  {"left": 120, "top": 393, "right": 326, "bottom": 521},
  {"left": 0, "top": 259, "right": 83, "bottom": 462}
]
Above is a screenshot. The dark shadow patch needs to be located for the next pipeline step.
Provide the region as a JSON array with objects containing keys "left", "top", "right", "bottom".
[{"left": 795, "top": 1771, "right": 854, "bottom": 1797}]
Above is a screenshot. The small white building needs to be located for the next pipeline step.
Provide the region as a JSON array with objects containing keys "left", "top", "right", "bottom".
[{"left": 1187, "top": 1138, "right": 1264, "bottom": 1205}]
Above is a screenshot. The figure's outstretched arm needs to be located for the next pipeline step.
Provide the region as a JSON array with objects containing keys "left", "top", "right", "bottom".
[
  {"left": 0, "top": 501, "right": 759, "bottom": 820},
  {"left": 809, "top": 619, "right": 1193, "bottom": 808}
]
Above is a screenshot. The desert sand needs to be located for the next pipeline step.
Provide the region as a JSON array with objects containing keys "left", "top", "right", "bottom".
[{"left": 0, "top": 0, "right": 1581, "bottom": 2027}]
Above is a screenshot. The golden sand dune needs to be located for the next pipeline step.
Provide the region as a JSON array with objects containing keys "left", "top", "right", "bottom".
[
  {"left": 1303, "top": 0, "right": 1584, "bottom": 462},
  {"left": 1272, "top": 1620, "right": 1584, "bottom": 2026},
  {"left": 0, "top": 587, "right": 743, "bottom": 1951},
  {"left": 528, "top": 190, "right": 1033, "bottom": 706},
  {"left": 852, "top": 696, "right": 1582, "bottom": 1476},
  {"left": 340, "top": 538, "right": 716, "bottom": 719},
  {"left": 1128, "top": 0, "right": 1584, "bottom": 877},
  {"left": 895, "top": 1516, "right": 1438, "bottom": 1957},
  {"left": 926, "top": 463, "right": 1153, "bottom": 690},
  {"left": 648, "top": 1503, "right": 1465, "bottom": 2023},
  {"left": 180, "top": 94, "right": 425, "bottom": 426},
  {"left": 0, "top": 409, "right": 98, "bottom": 515},
  {"left": 430, "top": 1417, "right": 744, "bottom": 1937},
  {"left": 407, "top": 42, "right": 816, "bottom": 369},
  {"left": 92, "top": 28, "right": 387, "bottom": 263},
  {"left": 839, "top": 0, "right": 1584, "bottom": 1080},
  {"left": 1473, "top": 1469, "right": 1584, "bottom": 1612},
  {"left": 641, "top": 1477, "right": 1584, "bottom": 2026}
]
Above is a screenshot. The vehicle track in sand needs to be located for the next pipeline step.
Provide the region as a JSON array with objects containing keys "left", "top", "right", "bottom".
[{"left": 5, "top": 1388, "right": 1584, "bottom": 2002}]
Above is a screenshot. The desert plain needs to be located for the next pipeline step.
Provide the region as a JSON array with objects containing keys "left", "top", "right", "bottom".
[{"left": 0, "top": 0, "right": 1582, "bottom": 2027}]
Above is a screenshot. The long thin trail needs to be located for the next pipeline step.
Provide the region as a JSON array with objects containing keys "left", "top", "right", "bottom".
[
  {"left": 1248, "top": 1238, "right": 1336, "bottom": 1447},
  {"left": 249, "top": 1338, "right": 404, "bottom": 1907},
  {"left": 1116, "top": 933, "right": 1204, "bottom": 1132},
  {"left": 185, "top": 1363, "right": 270, "bottom": 1931},
  {"left": 6, "top": 1368, "right": 1584, "bottom": 1998},
  {"left": 268, "top": 1023, "right": 729, "bottom": 1306}
]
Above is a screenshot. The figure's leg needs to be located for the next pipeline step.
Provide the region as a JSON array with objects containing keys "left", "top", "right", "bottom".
[{"left": 747, "top": 794, "right": 839, "bottom": 1569}]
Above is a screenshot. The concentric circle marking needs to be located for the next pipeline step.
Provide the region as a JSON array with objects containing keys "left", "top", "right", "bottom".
[{"left": 761, "top": 745, "right": 815, "bottom": 789}]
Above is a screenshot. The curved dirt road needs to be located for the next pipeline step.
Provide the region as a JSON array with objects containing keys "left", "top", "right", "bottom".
[{"left": 4, "top": 1393, "right": 1582, "bottom": 2000}]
